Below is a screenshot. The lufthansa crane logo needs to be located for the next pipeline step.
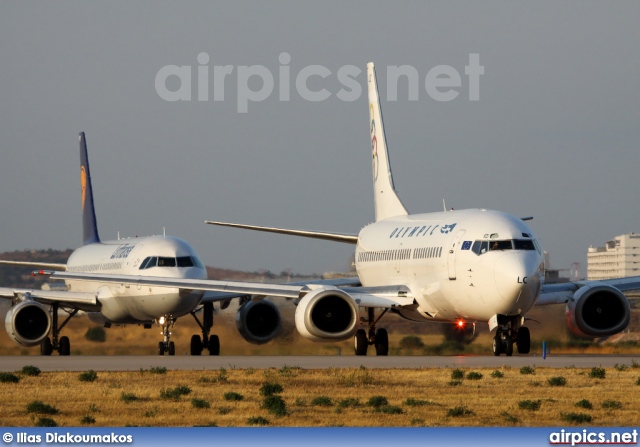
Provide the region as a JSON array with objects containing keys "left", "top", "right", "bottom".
[
  {"left": 80, "top": 166, "right": 87, "bottom": 211},
  {"left": 370, "top": 103, "right": 378, "bottom": 181}
]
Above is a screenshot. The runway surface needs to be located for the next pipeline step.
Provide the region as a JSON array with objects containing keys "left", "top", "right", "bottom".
[{"left": 1, "top": 355, "right": 639, "bottom": 372}]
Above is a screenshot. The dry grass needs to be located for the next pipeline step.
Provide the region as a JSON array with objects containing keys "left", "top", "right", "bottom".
[{"left": 1, "top": 365, "right": 640, "bottom": 427}]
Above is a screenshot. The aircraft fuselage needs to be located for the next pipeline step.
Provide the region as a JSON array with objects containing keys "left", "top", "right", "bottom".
[
  {"left": 355, "top": 208, "right": 543, "bottom": 323},
  {"left": 65, "top": 235, "right": 207, "bottom": 323}
]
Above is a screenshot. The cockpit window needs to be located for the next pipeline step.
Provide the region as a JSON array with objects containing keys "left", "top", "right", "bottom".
[
  {"left": 490, "top": 240, "right": 513, "bottom": 251},
  {"left": 472, "top": 239, "right": 536, "bottom": 255},
  {"left": 513, "top": 239, "right": 535, "bottom": 250},
  {"left": 177, "top": 256, "right": 194, "bottom": 267},
  {"left": 157, "top": 257, "right": 176, "bottom": 267},
  {"left": 139, "top": 255, "right": 203, "bottom": 269},
  {"left": 139, "top": 256, "right": 157, "bottom": 269},
  {"left": 472, "top": 240, "right": 489, "bottom": 255}
]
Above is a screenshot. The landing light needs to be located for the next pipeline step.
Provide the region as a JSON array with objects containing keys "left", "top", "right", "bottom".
[{"left": 159, "top": 316, "right": 165, "bottom": 325}]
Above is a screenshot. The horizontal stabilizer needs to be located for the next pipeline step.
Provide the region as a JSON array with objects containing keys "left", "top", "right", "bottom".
[{"left": 205, "top": 221, "right": 358, "bottom": 244}]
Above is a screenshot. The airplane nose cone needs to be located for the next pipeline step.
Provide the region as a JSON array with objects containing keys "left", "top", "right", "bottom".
[{"left": 494, "top": 252, "right": 540, "bottom": 313}]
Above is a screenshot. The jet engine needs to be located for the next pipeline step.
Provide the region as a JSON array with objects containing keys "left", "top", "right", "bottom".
[
  {"left": 235, "top": 300, "right": 281, "bottom": 344},
  {"left": 294, "top": 287, "right": 359, "bottom": 342},
  {"left": 566, "top": 284, "right": 630, "bottom": 338},
  {"left": 4, "top": 301, "right": 52, "bottom": 347}
]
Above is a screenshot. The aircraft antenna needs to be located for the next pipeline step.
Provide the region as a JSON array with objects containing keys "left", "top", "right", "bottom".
[
  {"left": 443, "top": 199, "right": 447, "bottom": 212},
  {"left": 117, "top": 231, "right": 120, "bottom": 241},
  {"left": 163, "top": 227, "right": 166, "bottom": 238}
]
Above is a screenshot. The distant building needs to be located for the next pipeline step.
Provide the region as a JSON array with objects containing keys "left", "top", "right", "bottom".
[{"left": 587, "top": 233, "right": 640, "bottom": 280}]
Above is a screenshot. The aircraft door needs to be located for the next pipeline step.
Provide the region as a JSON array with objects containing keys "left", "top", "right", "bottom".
[{"left": 447, "top": 230, "right": 466, "bottom": 280}]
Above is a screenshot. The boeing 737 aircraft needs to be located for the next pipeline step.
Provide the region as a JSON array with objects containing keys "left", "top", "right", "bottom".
[
  {"left": 203, "top": 62, "right": 640, "bottom": 356},
  {"left": 36, "top": 64, "right": 640, "bottom": 356},
  {"left": 1, "top": 134, "right": 357, "bottom": 355}
]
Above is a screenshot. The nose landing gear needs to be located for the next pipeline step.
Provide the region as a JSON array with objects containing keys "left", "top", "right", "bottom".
[
  {"left": 492, "top": 315, "right": 530, "bottom": 356},
  {"left": 157, "top": 315, "right": 176, "bottom": 356}
]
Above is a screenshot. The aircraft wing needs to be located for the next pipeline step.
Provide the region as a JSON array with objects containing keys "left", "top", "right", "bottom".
[
  {"left": 205, "top": 221, "right": 358, "bottom": 244},
  {"left": 37, "top": 270, "right": 308, "bottom": 298},
  {"left": 0, "top": 260, "right": 66, "bottom": 270},
  {"left": 34, "top": 271, "right": 415, "bottom": 309},
  {"left": 199, "top": 277, "right": 361, "bottom": 303},
  {"left": 536, "top": 276, "right": 640, "bottom": 306},
  {"left": 0, "top": 287, "right": 99, "bottom": 310}
]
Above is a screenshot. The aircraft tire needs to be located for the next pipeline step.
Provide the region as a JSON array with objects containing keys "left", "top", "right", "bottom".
[
  {"left": 59, "top": 336, "right": 71, "bottom": 356},
  {"left": 516, "top": 327, "right": 531, "bottom": 354},
  {"left": 375, "top": 328, "right": 389, "bottom": 356},
  {"left": 41, "top": 337, "right": 53, "bottom": 356},
  {"left": 168, "top": 341, "right": 175, "bottom": 356},
  {"left": 190, "top": 335, "right": 203, "bottom": 355},
  {"left": 354, "top": 329, "right": 368, "bottom": 356},
  {"left": 208, "top": 335, "right": 220, "bottom": 355},
  {"left": 158, "top": 341, "right": 165, "bottom": 356},
  {"left": 505, "top": 336, "right": 514, "bottom": 357},
  {"left": 492, "top": 335, "right": 502, "bottom": 356}
]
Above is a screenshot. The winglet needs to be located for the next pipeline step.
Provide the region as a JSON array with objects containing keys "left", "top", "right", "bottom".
[
  {"left": 79, "top": 132, "right": 100, "bottom": 245},
  {"left": 367, "top": 62, "right": 408, "bottom": 222}
]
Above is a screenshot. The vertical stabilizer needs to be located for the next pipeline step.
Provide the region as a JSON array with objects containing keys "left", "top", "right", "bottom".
[
  {"left": 367, "top": 62, "right": 408, "bottom": 222},
  {"left": 79, "top": 132, "right": 100, "bottom": 245}
]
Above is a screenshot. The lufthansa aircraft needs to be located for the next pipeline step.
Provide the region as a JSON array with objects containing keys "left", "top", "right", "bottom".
[
  {"left": 38, "top": 64, "right": 640, "bottom": 356},
  {"left": 1, "top": 133, "right": 357, "bottom": 355}
]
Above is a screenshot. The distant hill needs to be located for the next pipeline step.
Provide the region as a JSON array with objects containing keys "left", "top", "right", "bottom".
[{"left": 0, "top": 249, "right": 73, "bottom": 288}]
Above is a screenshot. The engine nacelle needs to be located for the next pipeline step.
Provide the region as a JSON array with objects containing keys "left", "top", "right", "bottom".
[
  {"left": 4, "top": 301, "right": 52, "bottom": 347},
  {"left": 295, "top": 287, "right": 359, "bottom": 342},
  {"left": 235, "top": 300, "right": 281, "bottom": 345},
  {"left": 565, "top": 284, "right": 630, "bottom": 338}
]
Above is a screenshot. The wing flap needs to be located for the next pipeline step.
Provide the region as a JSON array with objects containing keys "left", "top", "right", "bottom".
[{"left": 346, "top": 285, "right": 415, "bottom": 308}]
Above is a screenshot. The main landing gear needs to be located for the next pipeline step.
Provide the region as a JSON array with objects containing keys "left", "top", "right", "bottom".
[
  {"left": 189, "top": 302, "right": 220, "bottom": 356},
  {"left": 40, "top": 303, "right": 78, "bottom": 356},
  {"left": 492, "top": 315, "right": 530, "bottom": 357},
  {"left": 354, "top": 308, "right": 389, "bottom": 356},
  {"left": 157, "top": 303, "right": 221, "bottom": 356}
]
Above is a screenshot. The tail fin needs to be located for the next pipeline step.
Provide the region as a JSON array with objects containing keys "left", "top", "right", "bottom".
[
  {"left": 367, "top": 62, "right": 408, "bottom": 222},
  {"left": 79, "top": 132, "right": 100, "bottom": 245}
]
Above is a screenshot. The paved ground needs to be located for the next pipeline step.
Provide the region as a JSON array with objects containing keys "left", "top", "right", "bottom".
[{"left": 1, "top": 354, "right": 639, "bottom": 372}]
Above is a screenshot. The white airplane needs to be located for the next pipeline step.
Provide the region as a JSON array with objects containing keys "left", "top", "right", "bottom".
[
  {"left": 204, "top": 62, "right": 640, "bottom": 356},
  {"left": 1, "top": 133, "right": 357, "bottom": 356},
  {"left": 36, "top": 63, "right": 640, "bottom": 356}
]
